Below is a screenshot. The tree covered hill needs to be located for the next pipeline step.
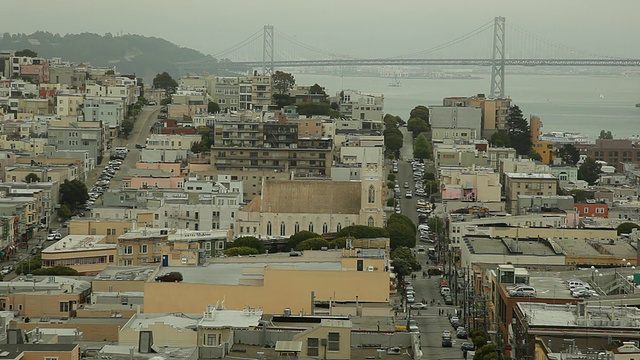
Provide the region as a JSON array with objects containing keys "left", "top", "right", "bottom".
[{"left": 0, "top": 31, "right": 225, "bottom": 81}]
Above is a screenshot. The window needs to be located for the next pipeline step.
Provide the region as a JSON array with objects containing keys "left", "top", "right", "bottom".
[
  {"left": 322, "top": 223, "right": 328, "bottom": 234},
  {"left": 368, "top": 216, "right": 374, "bottom": 227},
  {"left": 294, "top": 222, "right": 300, "bottom": 233},
  {"left": 215, "top": 241, "right": 225, "bottom": 250},
  {"left": 596, "top": 207, "right": 605, "bottom": 214},
  {"left": 307, "top": 338, "right": 319, "bottom": 356},
  {"left": 328, "top": 332, "right": 340, "bottom": 351},
  {"left": 205, "top": 334, "right": 217, "bottom": 346},
  {"left": 267, "top": 222, "right": 272, "bottom": 236},
  {"left": 337, "top": 223, "right": 342, "bottom": 232},
  {"left": 309, "top": 222, "right": 314, "bottom": 233},
  {"left": 60, "top": 302, "right": 69, "bottom": 312},
  {"left": 139, "top": 244, "right": 148, "bottom": 254},
  {"left": 280, "top": 222, "right": 286, "bottom": 236},
  {"left": 368, "top": 185, "right": 375, "bottom": 203},
  {"left": 123, "top": 245, "right": 133, "bottom": 255},
  {"left": 45, "top": 357, "right": 59, "bottom": 360}
]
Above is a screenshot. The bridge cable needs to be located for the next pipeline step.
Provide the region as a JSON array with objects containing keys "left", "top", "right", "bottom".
[{"left": 212, "top": 28, "right": 264, "bottom": 59}]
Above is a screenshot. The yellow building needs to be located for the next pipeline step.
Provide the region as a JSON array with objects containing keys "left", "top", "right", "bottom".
[
  {"left": 68, "top": 218, "right": 137, "bottom": 243},
  {"left": 143, "top": 249, "right": 392, "bottom": 315},
  {"left": 504, "top": 173, "right": 558, "bottom": 214},
  {"left": 0, "top": 276, "right": 91, "bottom": 317},
  {"left": 533, "top": 140, "right": 555, "bottom": 165},
  {"left": 41, "top": 235, "right": 117, "bottom": 275}
]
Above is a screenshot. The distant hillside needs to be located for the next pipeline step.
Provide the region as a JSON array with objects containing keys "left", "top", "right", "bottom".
[{"left": 0, "top": 31, "right": 230, "bottom": 81}]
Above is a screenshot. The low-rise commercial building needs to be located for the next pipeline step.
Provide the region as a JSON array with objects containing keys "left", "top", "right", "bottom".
[{"left": 41, "top": 235, "right": 116, "bottom": 275}]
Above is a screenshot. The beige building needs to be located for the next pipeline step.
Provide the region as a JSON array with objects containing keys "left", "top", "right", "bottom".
[
  {"left": 0, "top": 137, "right": 48, "bottom": 157},
  {"left": 504, "top": 173, "right": 558, "bottom": 214},
  {"left": 440, "top": 168, "right": 501, "bottom": 202},
  {"left": 0, "top": 276, "right": 91, "bottom": 318},
  {"left": 41, "top": 235, "right": 116, "bottom": 275},
  {"left": 68, "top": 218, "right": 138, "bottom": 243},
  {"left": 56, "top": 93, "right": 84, "bottom": 116},
  {"left": 237, "top": 175, "right": 384, "bottom": 238},
  {"left": 145, "top": 133, "right": 201, "bottom": 151},
  {"left": 143, "top": 249, "right": 392, "bottom": 315}
]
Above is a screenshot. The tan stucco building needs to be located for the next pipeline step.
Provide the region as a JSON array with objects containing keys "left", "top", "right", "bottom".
[
  {"left": 504, "top": 172, "right": 558, "bottom": 214},
  {"left": 41, "top": 235, "right": 116, "bottom": 275}
]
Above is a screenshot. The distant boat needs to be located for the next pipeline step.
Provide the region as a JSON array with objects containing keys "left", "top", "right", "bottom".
[
  {"left": 388, "top": 74, "right": 401, "bottom": 87},
  {"left": 599, "top": 94, "right": 605, "bottom": 99}
]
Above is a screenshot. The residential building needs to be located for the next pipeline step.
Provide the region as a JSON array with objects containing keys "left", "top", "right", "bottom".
[
  {"left": 17, "top": 98, "right": 52, "bottom": 115},
  {"left": 121, "top": 171, "right": 185, "bottom": 190},
  {"left": 585, "top": 138, "right": 640, "bottom": 172},
  {"left": 440, "top": 168, "right": 501, "bottom": 202},
  {"left": 516, "top": 195, "right": 575, "bottom": 216},
  {"left": 549, "top": 165, "right": 578, "bottom": 187},
  {"left": 504, "top": 172, "right": 558, "bottom": 213},
  {"left": 68, "top": 218, "right": 139, "bottom": 243},
  {"left": 211, "top": 147, "right": 331, "bottom": 176},
  {"left": 247, "top": 74, "right": 273, "bottom": 110},
  {"left": 0, "top": 276, "right": 91, "bottom": 317},
  {"left": 83, "top": 96, "right": 125, "bottom": 137},
  {"left": 429, "top": 106, "right": 482, "bottom": 142},
  {"left": 55, "top": 93, "right": 84, "bottom": 116},
  {"left": 41, "top": 235, "right": 116, "bottom": 274},
  {"left": 0, "top": 137, "right": 48, "bottom": 157},
  {"left": 206, "top": 76, "right": 240, "bottom": 112},
  {"left": 533, "top": 140, "right": 555, "bottom": 164},
  {"left": 332, "top": 90, "right": 384, "bottom": 129},
  {"left": 49, "top": 63, "right": 87, "bottom": 88},
  {"left": 574, "top": 202, "right": 609, "bottom": 218},
  {"left": 443, "top": 94, "right": 511, "bottom": 137},
  {"left": 19, "top": 61, "right": 50, "bottom": 84},
  {"left": 434, "top": 144, "right": 490, "bottom": 168},
  {"left": 47, "top": 120, "right": 105, "bottom": 163},
  {"left": 145, "top": 133, "right": 201, "bottom": 151}
]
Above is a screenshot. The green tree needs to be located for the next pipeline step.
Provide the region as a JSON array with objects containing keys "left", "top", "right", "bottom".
[
  {"left": 32, "top": 266, "right": 80, "bottom": 276},
  {"left": 386, "top": 197, "right": 395, "bottom": 207},
  {"left": 391, "top": 258, "right": 412, "bottom": 278},
  {"left": 507, "top": 105, "right": 533, "bottom": 156},
  {"left": 295, "top": 237, "right": 329, "bottom": 251},
  {"left": 57, "top": 204, "right": 72, "bottom": 220},
  {"left": 228, "top": 236, "right": 266, "bottom": 254},
  {"left": 287, "top": 231, "right": 321, "bottom": 251},
  {"left": 386, "top": 221, "right": 416, "bottom": 249},
  {"left": 599, "top": 130, "right": 613, "bottom": 139},
  {"left": 407, "top": 117, "right": 429, "bottom": 136},
  {"left": 423, "top": 172, "right": 436, "bottom": 181},
  {"left": 16, "top": 254, "right": 41, "bottom": 274},
  {"left": 15, "top": 49, "right": 37, "bottom": 57},
  {"left": 489, "top": 131, "right": 511, "bottom": 147},
  {"left": 121, "top": 119, "right": 134, "bottom": 138},
  {"left": 272, "top": 71, "right": 295, "bottom": 94},
  {"left": 24, "top": 173, "right": 40, "bottom": 183},
  {"left": 617, "top": 222, "right": 640, "bottom": 235},
  {"left": 223, "top": 247, "right": 259, "bottom": 256},
  {"left": 336, "top": 225, "right": 389, "bottom": 239},
  {"left": 328, "top": 236, "right": 352, "bottom": 249},
  {"left": 160, "top": 97, "right": 171, "bottom": 105},
  {"left": 384, "top": 114, "right": 399, "bottom": 128},
  {"left": 59, "top": 179, "right": 89, "bottom": 211},
  {"left": 409, "top": 105, "right": 429, "bottom": 122},
  {"left": 570, "top": 189, "right": 588, "bottom": 202},
  {"left": 273, "top": 93, "right": 294, "bottom": 109},
  {"left": 388, "top": 213, "right": 416, "bottom": 237},
  {"left": 578, "top": 157, "right": 602, "bottom": 185},
  {"left": 423, "top": 180, "right": 439, "bottom": 195},
  {"left": 296, "top": 102, "right": 331, "bottom": 116},
  {"left": 427, "top": 216, "right": 446, "bottom": 237},
  {"left": 558, "top": 144, "right": 580, "bottom": 165},
  {"left": 391, "top": 247, "right": 420, "bottom": 271},
  {"left": 207, "top": 101, "right": 220, "bottom": 114},
  {"left": 387, "top": 173, "right": 396, "bottom": 182},
  {"left": 413, "top": 133, "right": 432, "bottom": 160},
  {"left": 528, "top": 148, "right": 542, "bottom": 161},
  {"left": 152, "top": 71, "right": 178, "bottom": 94},
  {"left": 384, "top": 127, "right": 403, "bottom": 154}
]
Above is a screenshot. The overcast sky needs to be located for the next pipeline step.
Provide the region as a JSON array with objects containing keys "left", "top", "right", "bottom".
[{"left": 4, "top": 0, "right": 640, "bottom": 59}]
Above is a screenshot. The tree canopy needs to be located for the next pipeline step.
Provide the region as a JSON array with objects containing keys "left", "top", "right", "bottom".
[
  {"left": 409, "top": 105, "right": 429, "bottom": 122},
  {"left": 386, "top": 214, "right": 416, "bottom": 249},
  {"left": 407, "top": 117, "right": 429, "bottom": 136},
  {"left": 25, "top": 173, "right": 40, "bottom": 183},
  {"left": 489, "top": 131, "right": 511, "bottom": 148},
  {"left": 413, "top": 133, "right": 432, "bottom": 160},
  {"left": 59, "top": 179, "right": 88, "bottom": 212},
  {"left": 15, "top": 49, "right": 37, "bottom": 57},
  {"left": 287, "top": 231, "right": 321, "bottom": 251},
  {"left": 336, "top": 225, "right": 389, "bottom": 239},
  {"left": 578, "top": 157, "right": 602, "bottom": 185},
  {"left": 558, "top": 144, "right": 580, "bottom": 165},
  {"left": 223, "top": 247, "right": 259, "bottom": 256},
  {"left": 599, "top": 130, "right": 613, "bottom": 139},
  {"left": 617, "top": 222, "right": 640, "bottom": 235},
  {"left": 208, "top": 101, "right": 220, "bottom": 114},
  {"left": 121, "top": 119, "right": 134, "bottom": 138},
  {"left": 272, "top": 71, "right": 295, "bottom": 94},
  {"left": 295, "top": 237, "right": 329, "bottom": 251},
  {"left": 228, "top": 236, "right": 266, "bottom": 254},
  {"left": 506, "top": 105, "right": 533, "bottom": 156},
  {"left": 384, "top": 126, "right": 403, "bottom": 155},
  {"left": 152, "top": 72, "right": 178, "bottom": 93}
]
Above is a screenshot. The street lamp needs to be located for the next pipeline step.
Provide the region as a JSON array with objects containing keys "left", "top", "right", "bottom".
[{"left": 622, "top": 258, "right": 627, "bottom": 270}]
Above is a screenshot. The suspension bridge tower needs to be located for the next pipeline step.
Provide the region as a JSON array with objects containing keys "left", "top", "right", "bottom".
[
  {"left": 490, "top": 16, "right": 506, "bottom": 98},
  {"left": 262, "top": 25, "right": 275, "bottom": 76}
]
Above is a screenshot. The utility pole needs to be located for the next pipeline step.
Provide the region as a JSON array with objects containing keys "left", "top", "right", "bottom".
[{"left": 490, "top": 16, "right": 506, "bottom": 98}]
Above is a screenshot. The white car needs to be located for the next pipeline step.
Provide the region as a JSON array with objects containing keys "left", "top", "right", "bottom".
[
  {"left": 410, "top": 302, "right": 428, "bottom": 309},
  {"left": 1, "top": 265, "right": 13, "bottom": 275},
  {"left": 405, "top": 192, "right": 413, "bottom": 199}
]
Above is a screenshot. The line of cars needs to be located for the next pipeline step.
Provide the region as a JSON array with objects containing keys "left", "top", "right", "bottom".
[
  {"left": 442, "top": 314, "right": 468, "bottom": 347},
  {"left": 566, "top": 279, "right": 598, "bottom": 298},
  {"left": 86, "top": 149, "right": 126, "bottom": 209}
]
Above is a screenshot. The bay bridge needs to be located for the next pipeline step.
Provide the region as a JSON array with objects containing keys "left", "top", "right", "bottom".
[{"left": 175, "top": 17, "right": 640, "bottom": 98}]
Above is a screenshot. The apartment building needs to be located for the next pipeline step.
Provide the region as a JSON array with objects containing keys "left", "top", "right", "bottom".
[
  {"left": 17, "top": 98, "right": 52, "bottom": 115},
  {"left": 145, "top": 133, "right": 201, "bottom": 151},
  {"left": 211, "top": 147, "right": 331, "bottom": 176},
  {"left": 440, "top": 168, "right": 501, "bottom": 202},
  {"left": 0, "top": 137, "right": 48, "bottom": 157},
  {"left": 584, "top": 138, "right": 640, "bottom": 172},
  {"left": 49, "top": 64, "right": 87, "bottom": 88},
  {"left": 443, "top": 94, "right": 511, "bottom": 137},
  {"left": 430, "top": 106, "right": 482, "bottom": 142},
  {"left": 332, "top": 90, "right": 384, "bottom": 129},
  {"left": 83, "top": 96, "right": 125, "bottom": 135},
  {"left": 55, "top": 93, "right": 84, "bottom": 116},
  {"left": 47, "top": 121, "right": 104, "bottom": 162},
  {"left": 206, "top": 76, "right": 240, "bottom": 112},
  {"left": 41, "top": 235, "right": 116, "bottom": 275},
  {"left": 504, "top": 173, "right": 558, "bottom": 214}
]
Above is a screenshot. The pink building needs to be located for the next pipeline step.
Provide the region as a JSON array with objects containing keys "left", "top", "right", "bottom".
[
  {"left": 20, "top": 63, "right": 50, "bottom": 84},
  {"left": 441, "top": 187, "right": 478, "bottom": 201},
  {"left": 135, "top": 162, "right": 181, "bottom": 175},
  {"left": 122, "top": 175, "right": 184, "bottom": 189}
]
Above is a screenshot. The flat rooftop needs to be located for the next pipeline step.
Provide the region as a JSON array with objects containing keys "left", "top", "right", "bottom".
[
  {"left": 505, "top": 172, "right": 557, "bottom": 179},
  {"left": 518, "top": 302, "right": 640, "bottom": 329},
  {"left": 504, "top": 276, "right": 574, "bottom": 300},
  {"left": 43, "top": 235, "right": 112, "bottom": 254},
  {"left": 465, "top": 236, "right": 560, "bottom": 256},
  {"left": 94, "top": 266, "right": 156, "bottom": 281},
  {"left": 160, "top": 259, "right": 342, "bottom": 285},
  {"left": 555, "top": 239, "right": 636, "bottom": 257}
]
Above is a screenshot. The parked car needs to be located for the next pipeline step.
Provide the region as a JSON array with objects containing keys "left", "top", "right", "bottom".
[
  {"left": 457, "top": 328, "right": 468, "bottom": 339},
  {"left": 1, "top": 265, "right": 13, "bottom": 275},
  {"left": 441, "top": 336, "right": 453, "bottom": 348},
  {"left": 410, "top": 302, "right": 428, "bottom": 310},
  {"left": 147, "top": 101, "right": 157, "bottom": 105},
  {"left": 155, "top": 272, "right": 183, "bottom": 282},
  {"left": 461, "top": 342, "right": 475, "bottom": 352}
]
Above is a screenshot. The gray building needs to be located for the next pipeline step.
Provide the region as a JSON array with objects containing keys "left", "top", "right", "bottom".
[
  {"left": 516, "top": 195, "right": 575, "bottom": 215},
  {"left": 47, "top": 122, "right": 104, "bottom": 163},
  {"left": 83, "top": 97, "right": 125, "bottom": 131},
  {"left": 430, "top": 106, "right": 482, "bottom": 142}
]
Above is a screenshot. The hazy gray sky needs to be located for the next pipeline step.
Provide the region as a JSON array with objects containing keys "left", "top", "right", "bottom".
[{"left": 4, "top": 0, "right": 640, "bottom": 58}]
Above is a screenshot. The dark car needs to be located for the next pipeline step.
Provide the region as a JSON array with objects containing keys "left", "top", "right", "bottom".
[
  {"left": 461, "top": 342, "right": 475, "bottom": 352},
  {"left": 444, "top": 295, "right": 454, "bottom": 305},
  {"left": 441, "top": 336, "right": 453, "bottom": 348},
  {"left": 457, "top": 329, "right": 468, "bottom": 339},
  {"left": 155, "top": 272, "right": 183, "bottom": 282}
]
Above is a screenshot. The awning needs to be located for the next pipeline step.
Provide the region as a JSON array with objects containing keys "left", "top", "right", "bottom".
[{"left": 275, "top": 341, "right": 302, "bottom": 353}]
